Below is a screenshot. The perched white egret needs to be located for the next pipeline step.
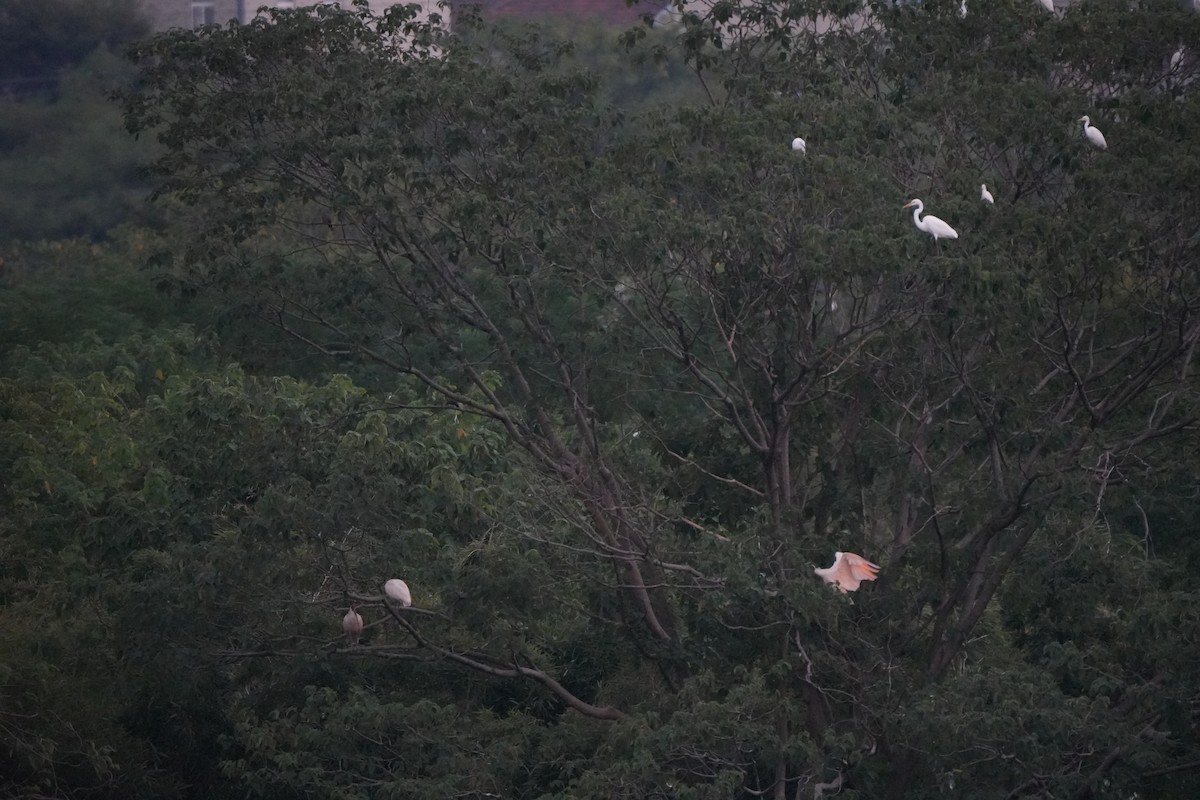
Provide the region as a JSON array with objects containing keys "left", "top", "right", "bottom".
[
  {"left": 980, "top": 183, "right": 994, "bottom": 204},
  {"left": 342, "top": 603, "right": 363, "bottom": 645},
  {"left": 1079, "top": 115, "right": 1107, "bottom": 150},
  {"left": 1170, "top": 45, "right": 1184, "bottom": 72},
  {"left": 1038, "top": 0, "right": 1054, "bottom": 11},
  {"left": 903, "top": 199, "right": 959, "bottom": 241},
  {"left": 959, "top": 0, "right": 967, "bottom": 17},
  {"left": 384, "top": 578, "right": 412, "bottom": 607},
  {"left": 814, "top": 552, "right": 880, "bottom": 594},
  {"left": 791, "top": 136, "right": 806, "bottom": 154}
]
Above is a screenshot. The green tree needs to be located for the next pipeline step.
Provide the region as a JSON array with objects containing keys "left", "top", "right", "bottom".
[
  {"left": 0, "top": 48, "right": 160, "bottom": 242},
  {"left": 0, "top": 230, "right": 173, "bottom": 350},
  {"left": 0, "top": 327, "right": 557, "bottom": 798},
  {"left": 0, "top": 0, "right": 148, "bottom": 88},
  {"left": 105, "top": 0, "right": 1200, "bottom": 797}
]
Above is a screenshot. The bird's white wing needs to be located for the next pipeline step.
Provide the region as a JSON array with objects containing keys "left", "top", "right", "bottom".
[
  {"left": 816, "top": 552, "right": 880, "bottom": 593},
  {"left": 841, "top": 552, "right": 880, "bottom": 581},
  {"left": 384, "top": 578, "right": 412, "bottom": 607},
  {"left": 925, "top": 215, "right": 959, "bottom": 240},
  {"left": 342, "top": 609, "right": 363, "bottom": 643}
]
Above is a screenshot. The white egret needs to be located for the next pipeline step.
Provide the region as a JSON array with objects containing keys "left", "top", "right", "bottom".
[
  {"left": 1079, "top": 115, "right": 1107, "bottom": 150},
  {"left": 814, "top": 552, "right": 880, "bottom": 594},
  {"left": 980, "top": 183, "right": 994, "bottom": 204},
  {"left": 1038, "top": 0, "right": 1054, "bottom": 12},
  {"left": 959, "top": 0, "right": 967, "bottom": 18},
  {"left": 791, "top": 136, "right": 806, "bottom": 153},
  {"left": 342, "top": 603, "right": 363, "bottom": 645},
  {"left": 902, "top": 199, "right": 959, "bottom": 241},
  {"left": 384, "top": 578, "right": 412, "bottom": 607},
  {"left": 1170, "top": 45, "right": 1184, "bottom": 72}
]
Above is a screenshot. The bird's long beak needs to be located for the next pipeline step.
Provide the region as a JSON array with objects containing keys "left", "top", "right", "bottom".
[{"left": 901, "top": 201, "right": 914, "bottom": 208}]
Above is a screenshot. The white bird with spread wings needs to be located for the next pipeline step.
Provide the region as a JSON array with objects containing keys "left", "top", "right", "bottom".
[{"left": 814, "top": 551, "right": 880, "bottom": 593}]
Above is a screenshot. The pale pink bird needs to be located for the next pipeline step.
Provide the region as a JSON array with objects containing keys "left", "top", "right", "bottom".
[
  {"left": 814, "top": 551, "right": 880, "bottom": 593},
  {"left": 342, "top": 602, "right": 363, "bottom": 645},
  {"left": 384, "top": 578, "right": 412, "bottom": 607}
]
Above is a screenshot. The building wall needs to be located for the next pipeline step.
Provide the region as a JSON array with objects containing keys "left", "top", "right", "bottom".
[
  {"left": 144, "top": 0, "right": 245, "bottom": 30},
  {"left": 139, "top": 0, "right": 445, "bottom": 30},
  {"left": 465, "top": 0, "right": 669, "bottom": 27},
  {"left": 249, "top": 1, "right": 446, "bottom": 31}
]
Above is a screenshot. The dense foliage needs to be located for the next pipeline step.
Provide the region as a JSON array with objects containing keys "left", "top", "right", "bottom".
[
  {"left": 0, "top": 0, "right": 159, "bottom": 242},
  {"left": 0, "top": 0, "right": 148, "bottom": 86},
  {"left": 2, "top": 0, "right": 1200, "bottom": 798},
  {"left": 0, "top": 50, "right": 162, "bottom": 242}
]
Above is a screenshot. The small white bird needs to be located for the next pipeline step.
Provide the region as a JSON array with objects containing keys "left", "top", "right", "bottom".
[
  {"left": 1170, "top": 45, "right": 1184, "bottom": 72},
  {"left": 1038, "top": 0, "right": 1054, "bottom": 12},
  {"left": 342, "top": 603, "right": 364, "bottom": 645},
  {"left": 903, "top": 198, "right": 959, "bottom": 241},
  {"left": 1079, "top": 115, "right": 1107, "bottom": 150},
  {"left": 791, "top": 136, "right": 806, "bottom": 154},
  {"left": 959, "top": 0, "right": 967, "bottom": 18},
  {"left": 814, "top": 551, "right": 880, "bottom": 594},
  {"left": 384, "top": 578, "right": 412, "bottom": 607},
  {"left": 980, "top": 183, "right": 994, "bottom": 204}
]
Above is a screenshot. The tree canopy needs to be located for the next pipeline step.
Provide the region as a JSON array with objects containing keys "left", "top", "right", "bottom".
[
  {"left": 3, "top": 0, "right": 1200, "bottom": 798},
  {"left": 0, "top": 0, "right": 148, "bottom": 88}
]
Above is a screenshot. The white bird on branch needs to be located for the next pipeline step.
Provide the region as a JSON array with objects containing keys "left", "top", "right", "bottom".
[
  {"left": 384, "top": 578, "right": 412, "bottom": 607},
  {"left": 342, "top": 602, "right": 364, "bottom": 645},
  {"left": 815, "top": 551, "right": 880, "bottom": 593},
  {"left": 903, "top": 198, "right": 959, "bottom": 242},
  {"left": 980, "top": 183, "right": 994, "bottom": 204},
  {"left": 791, "top": 136, "right": 806, "bottom": 154},
  {"left": 1079, "top": 115, "right": 1107, "bottom": 150}
]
